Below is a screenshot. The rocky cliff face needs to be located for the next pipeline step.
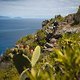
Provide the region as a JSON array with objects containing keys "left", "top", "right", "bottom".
[
  {"left": 74, "top": 6, "right": 80, "bottom": 24},
  {"left": 65, "top": 14, "right": 74, "bottom": 23}
]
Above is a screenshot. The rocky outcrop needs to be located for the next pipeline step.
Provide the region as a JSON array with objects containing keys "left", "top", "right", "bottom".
[
  {"left": 55, "top": 24, "right": 80, "bottom": 35},
  {"left": 74, "top": 6, "right": 80, "bottom": 24},
  {"left": 65, "top": 14, "right": 74, "bottom": 23},
  {"left": 44, "top": 43, "right": 53, "bottom": 48},
  {"left": 50, "top": 38, "right": 57, "bottom": 43},
  {"left": 42, "top": 20, "right": 49, "bottom": 27}
]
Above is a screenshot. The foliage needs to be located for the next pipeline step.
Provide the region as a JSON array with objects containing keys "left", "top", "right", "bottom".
[
  {"left": 36, "top": 30, "right": 46, "bottom": 40},
  {"left": 55, "top": 15, "right": 64, "bottom": 22},
  {"left": 1, "top": 31, "right": 80, "bottom": 80},
  {"left": 29, "top": 41, "right": 38, "bottom": 49},
  {"left": 0, "top": 64, "right": 19, "bottom": 80},
  {"left": 2, "top": 49, "right": 12, "bottom": 61},
  {"left": 31, "top": 46, "right": 41, "bottom": 67},
  {"left": 20, "top": 46, "right": 41, "bottom": 80},
  {"left": 1, "top": 14, "right": 80, "bottom": 80},
  {"left": 36, "top": 29, "right": 47, "bottom": 46},
  {"left": 54, "top": 33, "right": 80, "bottom": 80},
  {"left": 17, "top": 34, "right": 34, "bottom": 44},
  {"left": 20, "top": 33, "right": 80, "bottom": 80}
]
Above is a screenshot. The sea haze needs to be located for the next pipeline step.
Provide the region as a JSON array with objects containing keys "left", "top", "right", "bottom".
[{"left": 0, "top": 18, "right": 44, "bottom": 54}]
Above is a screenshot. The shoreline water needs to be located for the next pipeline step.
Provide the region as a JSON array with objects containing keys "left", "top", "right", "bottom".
[{"left": 0, "top": 19, "right": 44, "bottom": 54}]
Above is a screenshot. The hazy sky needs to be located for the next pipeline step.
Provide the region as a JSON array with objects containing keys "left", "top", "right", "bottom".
[{"left": 0, "top": 0, "right": 80, "bottom": 18}]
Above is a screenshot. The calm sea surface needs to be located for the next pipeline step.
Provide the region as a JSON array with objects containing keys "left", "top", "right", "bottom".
[{"left": 0, "top": 19, "right": 44, "bottom": 54}]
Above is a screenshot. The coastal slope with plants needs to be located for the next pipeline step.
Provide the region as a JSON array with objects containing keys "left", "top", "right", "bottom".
[{"left": 0, "top": 6, "right": 80, "bottom": 80}]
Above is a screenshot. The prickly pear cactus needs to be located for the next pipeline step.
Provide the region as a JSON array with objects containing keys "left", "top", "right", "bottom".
[
  {"left": 20, "top": 46, "right": 41, "bottom": 80},
  {"left": 31, "top": 46, "right": 40, "bottom": 67}
]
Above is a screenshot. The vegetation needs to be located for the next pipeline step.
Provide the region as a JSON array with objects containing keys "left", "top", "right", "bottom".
[
  {"left": 0, "top": 7, "right": 80, "bottom": 80},
  {"left": 36, "top": 29, "right": 47, "bottom": 46},
  {"left": 20, "top": 33, "right": 80, "bottom": 80},
  {"left": 55, "top": 15, "right": 64, "bottom": 22},
  {"left": 0, "top": 64, "right": 19, "bottom": 80},
  {"left": 17, "top": 34, "right": 34, "bottom": 44}
]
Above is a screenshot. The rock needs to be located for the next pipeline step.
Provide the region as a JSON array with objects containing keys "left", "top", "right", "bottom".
[
  {"left": 42, "top": 20, "right": 49, "bottom": 27},
  {"left": 65, "top": 14, "right": 74, "bottom": 23},
  {"left": 74, "top": 6, "right": 80, "bottom": 24},
  {"left": 62, "top": 27, "right": 80, "bottom": 33},
  {"left": 46, "top": 33, "right": 53, "bottom": 42},
  {"left": 53, "top": 34, "right": 62, "bottom": 39},
  {"left": 45, "top": 29, "right": 53, "bottom": 34},
  {"left": 50, "top": 38, "right": 57, "bottom": 43},
  {"left": 15, "top": 44, "right": 20, "bottom": 48},
  {"left": 44, "top": 43, "right": 53, "bottom": 48},
  {"left": 0, "top": 56, "right": 2, "bottom": 62},
  {"left": 43, "top": 48, "right": 53, "bottom": 52}
]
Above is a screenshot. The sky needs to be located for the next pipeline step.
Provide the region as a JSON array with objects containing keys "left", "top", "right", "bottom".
[{"left": 0, "top": 0, "right": 80, "bottom": 18}]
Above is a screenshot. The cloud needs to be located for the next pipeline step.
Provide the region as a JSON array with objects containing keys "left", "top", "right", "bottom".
[
  {"left": 0, "top": 0, "right": 22, "bottom": 1},
  {"left": 0, "top": 0, "right": 80, "bottom": 18}
]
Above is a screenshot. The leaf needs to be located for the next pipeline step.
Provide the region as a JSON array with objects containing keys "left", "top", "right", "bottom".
[
  {"left": 75, "top": 56, "right": 80, "bottom": 64},
  {"left": 53, "top": 48, "right": 64, "bottom": 58},
  {"left": 22, "top": 54, "right": 31, "bottom": 63},
  {"left": 20, "top": 68, "right": 29, "bottom": 80},
  {"left": 31, "top": 68, "right": 36, "bottom": 77},
  {"left": 31, "top": 46, "right": 41, "bottom": 67},
  {"left": 55, "top": 58, "right": 63, "bottom": 62}
]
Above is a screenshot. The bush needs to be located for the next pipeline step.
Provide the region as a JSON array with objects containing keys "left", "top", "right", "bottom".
[
  {"left": 36, "top": 29, "right": 47, "bottom": 46},
  {"left": 55, "top": 15, "right": 64, "bottom": 22},
  {"left": 17, "top": 34, "right": 34, "bottom": 44}
]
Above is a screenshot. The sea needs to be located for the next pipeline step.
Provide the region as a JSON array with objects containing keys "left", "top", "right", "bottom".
[{"left": 0, "top": 18, "right": 44, "bottom": 55}]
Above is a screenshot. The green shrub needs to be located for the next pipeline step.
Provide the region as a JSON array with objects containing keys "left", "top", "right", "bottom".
[
  {"left": 36, "top": 29, "right": 47, "bottom": 46},
  {"left": 55, "top": 15, "right": 64, "bottom": 22},
  {"left": 17, "top": 34, "right": 34, "bottom": 44},
  {"left": 29, "top": 41, "right": 38, "bottom": 49},
  {"left": 0, "top": 65, "right": 19, "bottom": 80},
  {"left": 53, "top": 33, "right": 80, "bottom": 80}
]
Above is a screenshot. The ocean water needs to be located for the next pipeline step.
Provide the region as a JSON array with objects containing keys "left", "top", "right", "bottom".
[{"left": 0, "top": 19, "right": 44, "bottom": 54}]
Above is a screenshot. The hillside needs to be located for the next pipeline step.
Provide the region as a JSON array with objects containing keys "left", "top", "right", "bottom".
[{"left": 0, "top": 6, "right": 80, "bottom": 80}]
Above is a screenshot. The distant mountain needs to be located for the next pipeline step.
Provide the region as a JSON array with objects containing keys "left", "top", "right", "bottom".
[
  {"left": 14, "top": 17, "right": 22, "bottom": 19},
  {"left": 0, "top": 16, "right": 25, "bottom": 19},
  {"left": 0, "top": 16, "right": 10, "bottom": 19}
]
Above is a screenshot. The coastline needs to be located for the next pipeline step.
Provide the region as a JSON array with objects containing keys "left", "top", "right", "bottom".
[{"left": 0, "top": 6, "right": 80, "bottom": 80}]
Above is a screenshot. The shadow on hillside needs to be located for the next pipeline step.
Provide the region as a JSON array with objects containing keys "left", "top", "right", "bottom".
[{"left": 13, "top": 53, "right": 31, "bottom": 74}]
